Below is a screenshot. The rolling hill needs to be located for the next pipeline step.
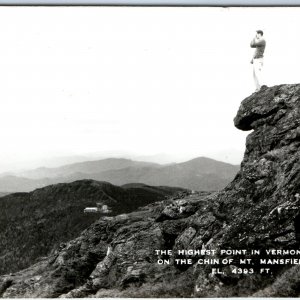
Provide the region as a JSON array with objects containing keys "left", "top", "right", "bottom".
[{"left": 0, "top": 180, "right": 187, "bottom": 275}]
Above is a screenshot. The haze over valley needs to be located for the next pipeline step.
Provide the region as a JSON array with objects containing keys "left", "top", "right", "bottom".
[{"left": 0, "top": 156, "right": 239, "bottom": 193}]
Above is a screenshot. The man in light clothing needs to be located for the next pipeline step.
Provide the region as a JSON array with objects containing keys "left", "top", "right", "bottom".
[{"left": 250, "top": 30, "right": 266, "bottom": 91}]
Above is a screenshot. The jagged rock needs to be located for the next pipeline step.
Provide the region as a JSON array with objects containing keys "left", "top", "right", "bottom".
[
  {"left": 1, "top": 84, "right": 300, "bottom": 297},
  {"left": 174, "top": 227, "right": 197, "bottom": 249},
  {"left": 192, "top": 84, "right": 300, "bottom": 296},
  {"left": 155, "top": 203, "right": 182, "bottom": 221},
  {"left": 0, "top": 277, "right": 13, "bottom": 297},
  {"left": 155, "top": 199, "right": 198, "bottom": 222}
]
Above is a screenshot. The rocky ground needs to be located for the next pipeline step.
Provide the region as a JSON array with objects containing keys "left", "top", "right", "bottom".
[{"left": 1, "top": 84, "right": 300, "bottom": 297}]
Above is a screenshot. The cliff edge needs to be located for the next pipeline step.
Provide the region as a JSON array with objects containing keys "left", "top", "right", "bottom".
[{"left": 1, "top": 84, "right": 300, "bottom": 297}]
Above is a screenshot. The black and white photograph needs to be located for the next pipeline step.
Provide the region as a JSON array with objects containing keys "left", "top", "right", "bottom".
[{"left": 0, "top": 5, "right": 300, "bottom": 298}]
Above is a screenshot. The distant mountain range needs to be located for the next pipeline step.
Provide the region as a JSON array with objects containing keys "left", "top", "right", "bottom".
[
  {"left": 0, "top": 157, "right": 239, "bottom": 193},
  {"left": 0, "top": 180, "right": 186, "bottom": 275},
  {"left": 19, "top": 158, "right": 161, "bottom": 179}
]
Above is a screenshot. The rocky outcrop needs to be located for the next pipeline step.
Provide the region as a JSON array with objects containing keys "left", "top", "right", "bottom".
[
  {"left": 1, "top": 84, "right": 300, "bottom": 297},
  {"left": 192, "top": 84, "right": 300, "bottom": 296}
]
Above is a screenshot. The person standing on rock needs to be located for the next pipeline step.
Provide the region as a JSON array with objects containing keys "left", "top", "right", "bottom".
[{"left": 250, "top": 30, "right": 266, "bottom": 91}]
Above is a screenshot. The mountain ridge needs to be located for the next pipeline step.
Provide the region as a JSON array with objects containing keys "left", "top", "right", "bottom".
[
  {"left": 17, "top": 158, "right": 161, "bottom": 179},
  {"left": 0, "top": 157, "right": 239, "bottom": 193}
]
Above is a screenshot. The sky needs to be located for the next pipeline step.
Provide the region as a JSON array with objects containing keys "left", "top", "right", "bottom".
[{"left": 0, "top": 7, "right": 299, "bottom": 172}]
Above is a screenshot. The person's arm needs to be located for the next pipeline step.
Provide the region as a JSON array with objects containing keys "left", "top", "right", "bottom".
[
  {"left": 250, "top": 38, "right": 256, "bottom": 48},
  {"left": 250, "top": 38, "right": 265, "bottom": 48}
]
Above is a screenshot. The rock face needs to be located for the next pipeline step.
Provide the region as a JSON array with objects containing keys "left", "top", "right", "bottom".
[{"left": 1, "top": 84, "right": 300, "bottom": 297}]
